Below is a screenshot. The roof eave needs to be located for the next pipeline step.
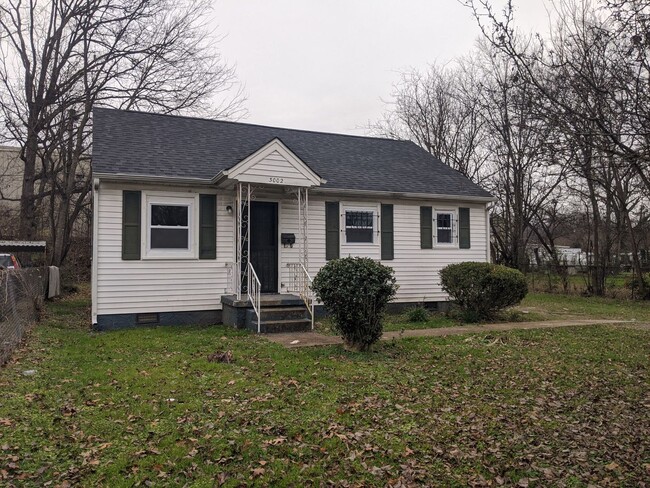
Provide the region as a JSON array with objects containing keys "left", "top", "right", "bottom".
[
  {"left": 311, "top": 187, "right": 496, "bottom": 203},
  {"left": 94, "top": 172, "right": 214, "bottom": 186},
  {"left": 93, "top": 173, "right": 493, "bottom": 201}
]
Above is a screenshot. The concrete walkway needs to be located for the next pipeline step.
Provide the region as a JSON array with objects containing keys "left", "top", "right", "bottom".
[{"left": 263, "top": 319, "right": 636, "bottom": 348}]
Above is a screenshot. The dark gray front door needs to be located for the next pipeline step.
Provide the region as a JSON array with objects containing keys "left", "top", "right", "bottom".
[{"left": 250, "top": 201, "right": 278, "bottom": 293}]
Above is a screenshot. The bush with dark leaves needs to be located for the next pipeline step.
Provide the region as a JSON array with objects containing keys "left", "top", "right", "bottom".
[
  {"left": 440, "top": 262, "right": 527, "bottom": 322},
  {"left": 312, "top": 257, "right": 398, "bottom": 351}
]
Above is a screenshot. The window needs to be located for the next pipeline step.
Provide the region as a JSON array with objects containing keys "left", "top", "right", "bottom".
[
  {"left": 436, "top": 211, "right": 454, "bottom": 244},
  {"left": 144, "top": 194, "right": 197, "bottom": 258},
  {"left": 150, "top": 204, "right": 190, "bottom": 249},
  {"left": 345, "top": 210, "right": 374, "bottom": 243}
]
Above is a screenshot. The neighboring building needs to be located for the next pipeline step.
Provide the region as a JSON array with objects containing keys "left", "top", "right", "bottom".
[
  {"left": 0, "top": 145, "right": 22, "bottom": 207},
  {"left": 529, "top": 245, "right": 588, "bottom": 267},
  {"left": 0, "top": 145, "right": 91, "bottom": 242},
  {"left": 91, "top": 108, "right": 494, "bottom": 331},
  {"left": 0, "top": 145, "right": 23, "bottom": 239}
]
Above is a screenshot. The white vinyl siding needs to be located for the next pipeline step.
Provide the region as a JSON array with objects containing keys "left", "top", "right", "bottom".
[
  {"left": 95, "top": 183, "right": 489, "bottom": 317},
  {"left": 285, "top": 196, "right": 487, "bottom": 303},
  {"left": 95, "top": 183, "right": 233, "bottom": 315},
  {"left": 243, "top": 150, "right": 308, "bottom": 182},
  {"left": 226, "top": 140, "right": 322, "bottom": 187},
  {"left": 278, "top": 199, "right": 326, "bottom": 291},
  {"left": 386, "top": 200, "right": 487, "bottom": 302}
]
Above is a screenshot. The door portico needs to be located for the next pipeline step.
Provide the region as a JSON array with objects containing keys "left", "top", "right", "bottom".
[{"left": 217, "top": 138, "right": 326, "bottom": 331}]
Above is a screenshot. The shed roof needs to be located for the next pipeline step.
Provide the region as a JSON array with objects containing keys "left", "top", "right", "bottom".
[
  {"left": 93, "top": 108, "right": 492, "bottom": 199},
  {"left": 0, "top": 240, "right": 47, "bottom": 253}
]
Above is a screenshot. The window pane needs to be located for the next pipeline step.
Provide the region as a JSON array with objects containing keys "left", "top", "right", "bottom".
[
  {"left": 438, "top": 229, "right": 452, "bottom": 244},
  {"left": 346, "top": 211, "right": 373, "bottom": 228},
  {"left": 151, "top": 228, "right": 189, "bottom": 249},
  {"left": 345, "top": 210, "right": 374, "bottom": 243},
  {"left": 151, "top": 205, "right": 188, "bottom": 227},
  {"left": 437, "top": 213, "right": 451, "bottom": 228},
  {"left": 346, "top": 228, "right": 374, "bottom": 243}
]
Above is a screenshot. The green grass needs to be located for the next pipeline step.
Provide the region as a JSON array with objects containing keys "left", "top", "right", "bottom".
[
  {"left": 318, "top": 291, "right": 632, "bottom": 335},
  {"left": 317, "top": 310, "right": 457, "bottom": 334},
  {"left": 0, "top": 291, "right": 649, "bottom": 486},
  {"left": 520, "top": 292, "right": 650, "bottom": 322}
]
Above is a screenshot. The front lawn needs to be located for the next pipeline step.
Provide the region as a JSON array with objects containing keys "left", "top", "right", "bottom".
[
  {"left": 520, "top": 292, "right": 650, "bottom": 322},
  {"left": 0, "top": 291, "right": 648, "bottom": 486},
  {"left": 317, "top": 292, "right": 650, "bottom": 334}
]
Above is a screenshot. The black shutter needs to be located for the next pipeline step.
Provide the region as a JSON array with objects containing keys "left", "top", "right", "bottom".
[
  {"left": 325, "top": 201, "right": 340, "bottom": 260},
  {"left": 122, "top": 190, "right": 141, "bottom": 260},
  {"left": 459, "top": 207, "right": 471, "bottom": 249},
  {"left": 199, "top": 194, "right": 217, "bottom": 259},
  {"left": 420, "top": 206, "right": 432, "bottom": 249},
  {"left": 381, "top": 204, "right": 394, "bottom": 260}
]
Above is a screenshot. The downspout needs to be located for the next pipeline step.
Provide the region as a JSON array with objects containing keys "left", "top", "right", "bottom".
[
  {"left": 91, "top": 178, "right": 100, "bottom": 326},
  {"left": 486, "top": 203, "right": 492, "bottom": 263}
]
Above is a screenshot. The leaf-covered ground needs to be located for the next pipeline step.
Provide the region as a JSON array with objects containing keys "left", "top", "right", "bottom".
[{"left": 0, "top": 292, "right": 649, "bottom": 486}]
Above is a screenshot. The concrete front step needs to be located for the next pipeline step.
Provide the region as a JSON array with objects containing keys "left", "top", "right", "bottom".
[
  {"left": 258, "top": 295, "right": 306, "bottom": 307},
  {"left": 255, "top": 318, "right": 312, "bottom": 334},
  {"left": 260, "top": 306, "right": 310, "bottom": 321},
  {"left": 245, "top": 306, "right": 311, "bottom": 333}
]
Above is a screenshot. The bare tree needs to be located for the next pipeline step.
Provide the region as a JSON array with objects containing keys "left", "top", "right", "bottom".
[
  {"left": 461, "top": 0, "right": 650, "bottom": 197},
  {"left": 476, "top": 42, "right": 566, "bottom": 270},
  {"left": 374, "top": 45, "right": 565, "bottom": 271},
  {"left": 372, "top": 61, "right": 489, "bottom": 184},
  {"left": 459, "top": 0, "right": 650, "bottom": 295},
  {"left": 0, "top": 0, "right": 245, "bottom": 265}
]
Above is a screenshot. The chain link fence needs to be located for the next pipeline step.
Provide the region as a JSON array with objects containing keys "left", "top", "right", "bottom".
[
  {"left": 526, "top": 263, "right": 650, "bottom": 299},
  {"left": 0, "top": 268, "right": 47, "bottom": 365}
]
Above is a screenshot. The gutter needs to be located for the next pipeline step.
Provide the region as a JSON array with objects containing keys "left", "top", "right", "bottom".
[
  {"left": 94, "top": 172, "right": 215, "bottom": 186},
  {"left": 93, "top": 173, "right": 494, "bottom": 202},
  {"left": 310, "top": 187, "right": 496, "bottom": 203}
]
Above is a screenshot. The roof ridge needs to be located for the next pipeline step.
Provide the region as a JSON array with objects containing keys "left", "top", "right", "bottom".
[{"left": 94, "top": 107, "right": 407, "bottom": 144}]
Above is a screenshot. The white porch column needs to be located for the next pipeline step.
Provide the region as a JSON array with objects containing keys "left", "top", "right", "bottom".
[
  {"left": 296, "top": 187, "right": 309, "bottom": 271},
  {"left": 235, "top": 182, "right": 251, "bottom": 299}
]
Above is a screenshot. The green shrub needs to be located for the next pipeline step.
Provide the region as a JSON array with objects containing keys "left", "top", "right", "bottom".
[
  {"left": 439, "top": 262, "right": 528, "bottom": 322},
  {"left": 311, "top": 257, "right": 398, "bottom": 351},
  {"left": 406, "top": 306, "right": 429, "bottom": 323}
]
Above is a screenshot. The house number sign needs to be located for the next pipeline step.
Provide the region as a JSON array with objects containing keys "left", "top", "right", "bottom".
[{"left": 269, "top": 177, "right": 284, "bottom": 184}]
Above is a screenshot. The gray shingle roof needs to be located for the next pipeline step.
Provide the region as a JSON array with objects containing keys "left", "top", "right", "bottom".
[{"left": 93, "top": 108, "right": 492, "bottom": 198}]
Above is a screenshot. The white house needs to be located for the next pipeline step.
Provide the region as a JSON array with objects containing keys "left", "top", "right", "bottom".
[{"left": 92, "top": 109, "right": 494, "bottom": 332}]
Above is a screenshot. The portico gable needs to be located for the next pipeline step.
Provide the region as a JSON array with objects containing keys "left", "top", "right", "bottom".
[{"left": 223, "top": 138, "right": 324, "bottom": 188}]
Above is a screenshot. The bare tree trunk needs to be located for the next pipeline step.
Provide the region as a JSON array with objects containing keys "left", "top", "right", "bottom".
[
  {"left": 586, "top": 178, "right": 605, "bottom": 296},
  {"left": 19, "top": 124, "right": 39, "bottom": 240}
]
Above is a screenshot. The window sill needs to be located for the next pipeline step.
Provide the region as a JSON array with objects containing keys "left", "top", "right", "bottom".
[{"left": 142, "top": 252, "right": 198, "bottom": 261}]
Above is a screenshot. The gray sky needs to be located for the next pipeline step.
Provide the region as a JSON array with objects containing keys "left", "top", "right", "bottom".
[{"left": 211, "top": 0, "right": 550, "bottom": 135}]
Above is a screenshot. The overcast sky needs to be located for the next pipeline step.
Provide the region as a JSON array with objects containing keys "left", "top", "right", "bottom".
[{"left": 210, "top": 0, "right": 551, "bottom": 135}]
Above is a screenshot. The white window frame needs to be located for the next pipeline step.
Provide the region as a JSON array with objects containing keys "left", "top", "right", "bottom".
[
  {"left": 144, "top": 193, "right": 199, "bottom": 259},
  {"left": 343, "top": 206, "right": 378, "bottom": 245},
  {"left": 434, "top": 209, "right": 457, "bottom": 247}
]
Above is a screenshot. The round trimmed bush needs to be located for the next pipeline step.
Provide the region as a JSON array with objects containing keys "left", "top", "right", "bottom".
[
  {"left": 439, "top": 262, "right": 528, "bottom": 322},
  {"left": 312, "top": 257, "right": 398, "bottom": 351}
]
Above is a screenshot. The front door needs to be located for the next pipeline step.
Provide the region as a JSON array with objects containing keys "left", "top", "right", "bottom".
[{"left": 250, "top": 201, "right": 278, "bottom": 293}]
